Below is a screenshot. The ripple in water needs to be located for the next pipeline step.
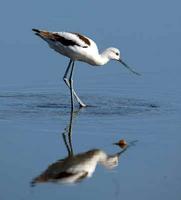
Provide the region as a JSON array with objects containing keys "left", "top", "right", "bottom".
[{"left": 0, "top": 92, "right": 160, "bottom": 120}]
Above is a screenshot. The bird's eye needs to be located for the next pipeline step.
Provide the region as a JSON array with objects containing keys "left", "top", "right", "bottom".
[{"left": 115, "top": 52, "right": 119, "bottom": 56}]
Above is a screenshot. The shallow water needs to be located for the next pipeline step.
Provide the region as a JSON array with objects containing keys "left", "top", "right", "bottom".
[
  {"left": 0, "top": 92, "right": 160, "bottom": 120},
  {"left": 0, "top": 84, "right": 181, "bottom": 200},
  {"left": 1, "top": 0, "right": 181, "bottom": 199}
]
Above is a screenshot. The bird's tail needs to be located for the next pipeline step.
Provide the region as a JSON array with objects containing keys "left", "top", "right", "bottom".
[
  {"left": 32, "top": 28, "right": 41, "bottom": 35},
  {"left": 32, "top": 28, "right": 44, "bottom": 39},
  {"left": 32, "top": 28, "right": 40, "bottom": 32},
  {"left": 32, "top": 28, "right": 54, "bottom": 41}
]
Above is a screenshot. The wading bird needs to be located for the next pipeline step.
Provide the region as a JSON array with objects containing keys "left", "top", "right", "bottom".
[{"left": 32, "top": 29, "right": 140, "bottom": 110}]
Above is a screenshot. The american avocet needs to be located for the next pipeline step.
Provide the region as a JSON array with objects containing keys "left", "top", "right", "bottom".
[{"left": 32, "top": 28, "right": 140, "bottom": 110}]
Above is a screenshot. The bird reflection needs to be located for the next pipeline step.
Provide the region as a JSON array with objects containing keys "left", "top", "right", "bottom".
[{"left": 31, "top": 109, "right": 128, "bottom": 186}]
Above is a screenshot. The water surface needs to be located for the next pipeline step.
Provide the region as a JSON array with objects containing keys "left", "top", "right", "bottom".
[{"left": 0, "top": 0, "right": 181, "bottom": 199}]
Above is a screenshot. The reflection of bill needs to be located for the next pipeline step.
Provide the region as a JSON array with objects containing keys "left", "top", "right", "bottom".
[{"left": 31, "top": 109, "right": 131, "bottom": 186}]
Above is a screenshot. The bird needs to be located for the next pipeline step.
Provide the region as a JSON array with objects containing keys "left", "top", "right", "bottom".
[{"left": 32, "top": 28, "right": 140, "bottom": 110}]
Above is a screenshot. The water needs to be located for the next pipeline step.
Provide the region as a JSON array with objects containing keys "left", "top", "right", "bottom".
[
  {"left": 0, "top": 83, "right": 180, "bottom": 200},
  {"left": 0, "top": 0, "right": 181, "bottom": 199}
]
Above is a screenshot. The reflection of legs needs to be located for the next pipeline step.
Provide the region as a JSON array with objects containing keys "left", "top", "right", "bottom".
[
  {"left": 62, "top": 108, "right": 82, "bottom": 156},
  {"left": 63, "top": 59, "right": 86, "bottom": 107}
]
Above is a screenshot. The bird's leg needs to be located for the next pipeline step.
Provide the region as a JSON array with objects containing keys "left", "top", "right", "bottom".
[
  {"left": 63, "top": 60, "right": 86, "bottom": 107},
  {"left": 63, "top": 59, "right": 72, "bottom": 82},
  {"left": 69, "top": 61, "right": 75, "bottom": 112}
]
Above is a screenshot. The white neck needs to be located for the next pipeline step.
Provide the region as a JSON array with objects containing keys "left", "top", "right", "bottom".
[
  {"left": 85, "top": 48, "right": 111, "bottom": 66},
  {"left": 96, "top": 49, "right": 112, "bottom": 66}
]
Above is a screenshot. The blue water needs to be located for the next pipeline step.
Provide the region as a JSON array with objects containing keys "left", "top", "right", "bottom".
[{"left": 0, "top": 0, "right": 181, "bottom": 200}]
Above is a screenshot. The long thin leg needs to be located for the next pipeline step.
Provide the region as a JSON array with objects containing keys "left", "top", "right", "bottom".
[
  {"left": 63, "top": 59, "right": 72, "bottom": 81},
  {"left": 69, "top": 61, "right": 75, "bottom": 111},
  {"left": 63, "top": 60, "right": 86, "bottom": 107}
]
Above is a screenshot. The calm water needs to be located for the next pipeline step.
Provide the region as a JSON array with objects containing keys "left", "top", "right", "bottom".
[{"left": 0, "top": 0, "right": 181, "bottom": 200}]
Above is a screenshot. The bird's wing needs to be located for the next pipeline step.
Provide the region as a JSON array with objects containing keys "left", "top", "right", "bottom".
[{"left": 32, "top": 29, "right": 91, "bottom": 48}]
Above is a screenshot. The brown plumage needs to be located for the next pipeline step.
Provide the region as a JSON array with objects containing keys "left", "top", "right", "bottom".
[{"left": 32, "top": 28, "right": 89, "bottom": 48}]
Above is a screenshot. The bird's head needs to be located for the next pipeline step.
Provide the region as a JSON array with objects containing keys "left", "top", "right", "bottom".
[
  {"left": 107, "top": 47, "right": 141, "bottom": 76},
  {"left": 106, "top": 47, "right": 121, "bottom": 61}
]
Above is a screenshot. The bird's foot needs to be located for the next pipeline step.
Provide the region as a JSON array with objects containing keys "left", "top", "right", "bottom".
[{"left": 79, "top": 103, "right": 87, "bottom": 108}]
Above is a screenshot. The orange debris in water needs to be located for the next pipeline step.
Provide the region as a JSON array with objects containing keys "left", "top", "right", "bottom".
[{"left": 114, "top": 139, "right": 127, "bottom": 148}]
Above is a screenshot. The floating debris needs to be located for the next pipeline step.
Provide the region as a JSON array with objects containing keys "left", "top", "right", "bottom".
[{"left": 113, "top": 139, "right": 127, "bottom": 148}]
